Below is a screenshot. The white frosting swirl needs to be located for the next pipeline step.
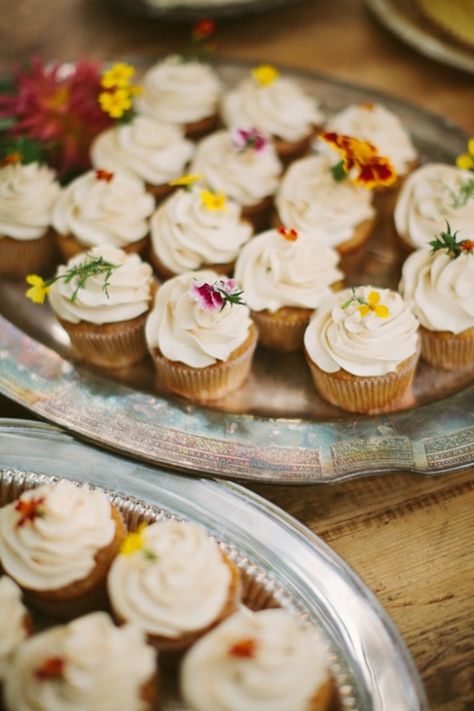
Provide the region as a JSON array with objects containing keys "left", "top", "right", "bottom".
[
  {"left": 0, "top": 577, "right": 28, "bottom": 680},
  {"left": 222, "top": 76, "right": 323, "bottom": 142},
  {"left": 90, "top": 115, "right": 194, "bottom": 186},
  {"left": 150, "top": 187, "right": 253, "bottom": 274},
  {"left": 234, "top": 229, "right": 343, "bottom": 312},
  {"left": 394, "top": 163, "right": 474, "bottom": 249},
  {"left": 181, "top": 608, "right": 330, "bottom": 711},
  {"left": 400, "top": 248, "right": 474, "bottom": 334},
  {"left": 0, "top": 162, "right": 60, "bottom": 241},
  {"left": 325, "top": 102, "right": 417, "bottom": 174},
  {"left": 0, "top": 481, "right": 116, "bottom": 590},
  {"left": 304, "top": 286, "right": 419, "bottom": 376},
  {"left": 48, "top": 245, "right": 153, "bottom": 325},
  {"left": 52, "top": 170, "right": 154, "bottom": 248},
  {"left": 191, "top": 130, "right": 282, "bottom": 207},
  {"left": 3, "top": 612, "right": 155, "bottom": 711},
  {"left": 136, "top": 56, "right": 222, "bottom": 125},
  {"left": 146, "top": 270, "right": 253, "bottom": 368},
  {"left": 108, "top": 520, "right": 232, "bottom": 638}
]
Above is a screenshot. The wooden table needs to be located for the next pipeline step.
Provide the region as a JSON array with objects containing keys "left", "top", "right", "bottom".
[{"left": 1, "top": 1, "right": 473, "bottom": 708}]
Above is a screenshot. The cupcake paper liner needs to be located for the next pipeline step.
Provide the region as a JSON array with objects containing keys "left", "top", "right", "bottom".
[
  {"left": 421, "top": 326, "right": 474, "bottom": 370},
  {"left": 252, "top": 307, "right": 313, "bottom": 352},
  {"left": 0, "top": 230, "right": 58, "bottom": 278}
]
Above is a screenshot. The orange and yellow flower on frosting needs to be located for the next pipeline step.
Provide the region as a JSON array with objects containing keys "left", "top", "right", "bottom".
[
  {"left": 320, "top": 131, "right": 397, "bottom": 189},
  {"left": 456, "top": 138, "right": 474, "bottom": 172},
  {"left": 251, "top": 64, "right": 280, "bottom": 87},
  {"left": 169, "top": 173, "right": 203, "bottom": 188},
  {"left": 278, "top": 226, "right": 299, "bottom": 241},
  {"left": 342, "top": 288, "right": 390, "bottom": 318},
  {"left": 98, "top": 62, "right": 141, "bottom": 120},
  {"left": 120, "top": 523, "right": 156, "bottom": 559},
  {"left": 200, "top": 189, "right": 227, "bottom": 211}
]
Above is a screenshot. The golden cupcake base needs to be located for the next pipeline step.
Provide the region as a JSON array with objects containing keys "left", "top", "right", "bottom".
[
  {"left": 421, "top": 325, "right": 474, "bottom": 370},
  {"left": 0, "top": 230, "right": 58, "bottom": 278},
  {"left": 253, "top": 306, "right": 313, "bottom": 352}
]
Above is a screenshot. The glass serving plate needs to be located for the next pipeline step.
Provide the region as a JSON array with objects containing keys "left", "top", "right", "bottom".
[
  {"left": 0, "top": 60, "right": 473, "bottom": 483},
  {"left": 0, "top": 418, "right": 428, "bottom": 711}
]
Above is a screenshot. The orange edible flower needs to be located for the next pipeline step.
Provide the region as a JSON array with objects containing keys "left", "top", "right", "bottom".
[
  {"left": 95, "top": 169, "right": 114, "bottom": 182},
  {"left": 321, "top": 131, "right": 397, "bottom": 189},
  {"left": 278, "top": 226, "right": 298, "bottom": 241},
  {"left": 15, "top": 496, "right": 45, "bottom": 527},
  {"left": 192, "top": 18, "right": 216, "bottom": 40},
  {"left": 460, "top": 239, "right": 474, "bottom": 253},
  {"left": 360, "top": 101, "right": 375, "bottom": 111},
  {"left": 35, "top": 657, "right": 65, "bottom": 681},
  {"left": 229, "top": 638, "right": 257, "bottom": 658},
  {"left": 1, "top": 152, "right": 22, "bottom": 167}
]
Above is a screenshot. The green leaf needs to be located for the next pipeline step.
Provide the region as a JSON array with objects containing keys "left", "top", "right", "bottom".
[{"left": 331, "top": 160, "right": 347, "bottom": 182}]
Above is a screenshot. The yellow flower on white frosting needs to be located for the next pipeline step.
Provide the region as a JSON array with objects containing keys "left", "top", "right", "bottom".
[{"left": 251, "top": 64, "right": 280, "bottom": 87}]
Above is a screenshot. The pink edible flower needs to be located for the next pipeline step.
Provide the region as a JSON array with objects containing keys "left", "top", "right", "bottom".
[
  {"left": 231, "top": 127, "right": 268, "bottom": 153},
  {"left": 190, "top": 279, "right": 245, "bottom": 312}
]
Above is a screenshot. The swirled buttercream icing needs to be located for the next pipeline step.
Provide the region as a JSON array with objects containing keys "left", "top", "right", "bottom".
[
  {"left": 90, "top": 115, "right": 194, "bottom": 186},
  {"left": 400, "top": 248, "right": 474, "bottom": 334},
  {"left": 52, "top": 169, "right": 154, "bottom": 248},
  {"left": 150, "top": 186, "right": 252, "bottom": 274},
  {"left": 276, "top": 154, "right": 375, "bottom": 248},
  {"left": 136, "top": 56, "right": 222, "bottom": 125},
  {"left": 0, "top": 480, "right": 116, "bottom": 590},
  {"left": 394, "top": 163, "right": 474, "bottom": 249},
  {"left": 221, "top": 75, "right": 323, "bottom": 142},
  {"left": 0, "top": 162, "right": 60, "bottom": 240},
  {"left": 48, "top": 245, "right": 153, "bottom": 325},
  {"left": 145, "top": 270, "right": 252, "bottom": 368},
  {"left": 325, "top": 102, "right": 417, "bottom": 175},
  {"left": 304, "top": 286, "right": 419, "bottom": 376},
  {"left": 108, "top": 520, "right": 232, "bottom": 638},
  {"left": 3, "top": 612, "right": 155, "bottom": 711},
  {"left": 234, "top": 229, "right": 343, "bottom": 312},
  {"left": 181, "top": 608, "right": 330, "bottom": 711},
  {"left": 191, "top": 130, "right": 282, "bottom": 207},
  {"left": 0, "top": 577, "right": 28, "bottom": 680}
]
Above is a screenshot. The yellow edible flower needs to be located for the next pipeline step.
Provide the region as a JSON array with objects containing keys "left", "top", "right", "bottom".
[
  {"left": 120, "top": 523, "right": 149, "bottom": 557},
  {"left": 200, "top": 189, "right": 227, "bottom": 211},
  {"left": 358, "top": 290, "right": 390, "bottom": 318},
  {"left": 99, "top": 89, "right": 133, "bottom": 119},
  {"left": 251, "top": 64, "right": 280, "bottom": 87},
  {"left": 101, "top": 62, "right": 135, "bottom": 89},
  {"left": 25, "top": 275, "right": 50, "bottom": 304},
  {"left": 169, "top": 173, "right": 203, "bottom": 187},
  {"left": 456, "top": 138, "right": 474, "bottom": 171}
]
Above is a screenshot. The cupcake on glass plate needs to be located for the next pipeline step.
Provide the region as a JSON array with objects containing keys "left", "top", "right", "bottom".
[
  {"left": 108, "top": 519, "right": 241, "bottom": 654},
  {"left": 150, "top": 177, "right": 253, "bottom": 279},
  {"left": 400, "top": 224, "right": 474, "bottom": 370},
  {"left": 0, "top": 480, "right": 126, "bottom": 618},
  {"left": 394, "top": 162, "right": 474, "bottom": 252},
  {"left": 234, "top": 227, "right": 343, "bottom": 352},
  {"left": 191, "top": 128, "right": 282, "bottom": 230},
  {"left": 221, "top": 64, "right": 324, "bottom": 162},
  {"left": 181, "top": 607, "right": 334, "bottom": 711},
  {"left": 52, "top": 168, "right": 154, "bottom": 260},
  {"left": 0, "top": 577, "right": 31, "bottom": 702},
  {"left": 0, "top": 159, "right": 60, "bottom": 278},
  {"left": 145, "top": 270, "right": 257, "bottom": 401},
  {"left": 304, "top": 286, "right": 420, "bottom": 413},
  {"left": 2, "top": 612, "right": 157, "bottom": 711}
]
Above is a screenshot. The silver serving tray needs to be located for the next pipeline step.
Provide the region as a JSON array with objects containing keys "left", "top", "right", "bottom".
[
  {"left": 0, "top": 60, "right": 473, "bottom": 483},
  {"left": 0, "top": 418, "right": 428, "bottom": 710}
]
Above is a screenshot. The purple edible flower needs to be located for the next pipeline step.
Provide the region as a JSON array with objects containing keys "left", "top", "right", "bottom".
[{"left": 231, "top": 127, "right": 267, "bottom": 153}]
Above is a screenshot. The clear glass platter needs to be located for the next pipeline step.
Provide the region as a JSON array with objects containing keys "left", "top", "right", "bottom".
[
  {"left": 0, "top": 418, "right": 428, "bottom": 711},
  {"left": 0, "top": 60, "right": 473, "bottom": 483}
]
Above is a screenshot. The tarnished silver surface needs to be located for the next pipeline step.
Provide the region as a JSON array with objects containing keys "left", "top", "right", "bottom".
[
  {"left": 0, "top": 419, "right": 428, "bottom": 710},
  {"left": 0, "top": 61, "right": 473, "bottom": 482}
]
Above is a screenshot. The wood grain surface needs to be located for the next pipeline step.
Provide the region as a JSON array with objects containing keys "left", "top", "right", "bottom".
[{"left": 0, "top": 0, "right": 473, "bottom": 708}]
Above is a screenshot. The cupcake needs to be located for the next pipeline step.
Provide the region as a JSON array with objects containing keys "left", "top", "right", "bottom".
[
  {"left": 136, "top": 55, "right": 222, "bottom": 139},
  {"left": 181, "top": 608, "right": 334, "bottom": 711},
  {"left": 48, "top": 245, "right": 154, "bottom": 368},
  {"left": 52, "top": 168, "right": 154, "bottom": 260},
  {"left": 191, "top": 129, "right": 282, "bottom": 230},
  {"left": 145, "top": 270, "right": 257, "bottom": 401},
  {"left": 0, "top": 577, "right": 31, "bottom": 700},
  {"left": 108, "top": 520, "right": 241, "bottom": 654},
  {"left": 0, "top": 480, "right": 126, "bottom": 618},
  {"left": 221, "top": 64, "right": 324, "bottom": 162},
  {"left": 150, "top": 184, "right": 253, "bottom": 279},
  {"left": 234, "top": 227, "right": 343, "bottom": 351},
  {"left": 2, "top": 612, "right": 156, "bottom": 711},
  {"left": 400, "top": 229, "right": 474, "bottom": 369},
  {"left": 304, "top": 286, "right": 420, "bottom": 413},
  {"left": 90, "top": 115, "right": 194, "bottom": 200},
  {"left": 0, "top": 161, "right": 60, "bottom": 278},
  {"left": 394, "top": 163, "right": 474, "bottom": 252}
]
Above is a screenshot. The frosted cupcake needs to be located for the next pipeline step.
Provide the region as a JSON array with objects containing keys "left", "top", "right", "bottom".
[
  {"left": 52, "top": 168, "right": 154, "bottom": 260},
  {"left": 304, "top": 286, "right": 420, "bottom": 413},
  {"left": 146, "top": 271, "right": 257, "bottom": 401},
  {"left": 136, "top": 55, "right": 222, "bottom": 138},
  {"left": 150, "top": 183, "right": 253, "bottom": 279},
  {"left": 2, "top": 612, "right": 156, "bottom": 711},
  {"left": 181, "top": 608, "right": 334, "bottom": 711},
  {"left": 47, "top": 245, "right": 154, "bottom": 368},
  {"left": 221, "top": 64, "right": 324, "bottom": 162},
  {"left": 235, "top": 227, "right": 343, "bottom": 351},
  {"left": 191, "top": 129, "right": 282, "bottom": 230},
  {"left": 394, "top": 163, "right": 474, "bottom": 251},
  {"left": 400, "top": 227, "right": 474, "bottom": 369},
  {"left": 0, "top": 480, "right": 126, "bottom": 618},
  {"left": 90, "top": 115, "right": 194, "bottom": 200},
  {"left": 0, "top": 161, "right": 60, "bottom": 277},
  {"left": 108, "top": 520, "right": 241, "bottom": 653},
  {"left": 0, "top": 577, "right": 31, "bottom": 699}
]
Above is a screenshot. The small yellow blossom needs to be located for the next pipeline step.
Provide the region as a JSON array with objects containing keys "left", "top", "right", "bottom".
[
  {"left": 101, "top": 62, "right": 135, "bottom": 89},
  {"left": 99, "top": 89, "right": 133, "bottom": 119},
  {"left": 200, "top": 190, "right": 227, "bottom": 211},
  {"left": 358, "top": 290, "right": 390, "bottom": 318},
  {"left": 456, "top": 138, "right": 474, "bottom": 172},
  {"left": 251, "top": 64, "right": 280, "bottom": 87},
  {"left": 169, "top": 174, "right": 203, "bottom": 187},
  {"left": 120, "top": 523, "right": 153, "bottom": 557},
  {"left": 25, "top": 275, "right": 50, "bottom": 304}
]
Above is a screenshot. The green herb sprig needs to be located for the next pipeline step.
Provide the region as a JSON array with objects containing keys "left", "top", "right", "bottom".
[{"left": 429, "top": 222, "right": 474, "bottom": 259}]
